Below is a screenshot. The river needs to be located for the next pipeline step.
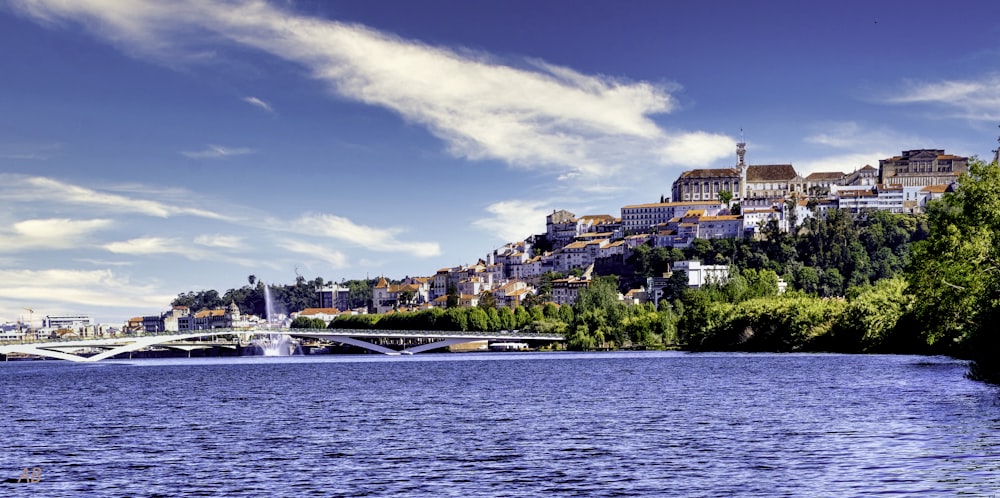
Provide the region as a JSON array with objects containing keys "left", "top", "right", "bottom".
[{"left": 1, "top": 351, "right": 998, "bottom": 496}]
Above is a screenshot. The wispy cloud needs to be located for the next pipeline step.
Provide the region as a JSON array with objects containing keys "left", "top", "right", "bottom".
[
  {"left": 243, "top": 96, "right": 273, "bottom": 113},
  {"left": 795, "top": 152, "right": 887, "bottom": 176},
  {"left": 797, "top": 122, "right": 924, "bottom": 174},
  {"left": 194, "top": 234, "right": 244, "bottom": 249},
  {"left": 0, "top": 174, "right": 231, "bottom": 220},
  {"left": 0, "top": 268, "right": 174, "bottom": 322},
  {"left": 885, "top": 75, "right": 1000, "bottom": 121},
  {"left": 0, "top": 218, "right": 113, "bottom": 253},
  {"left": 472, "top": 200, "right": 550, "bottom": 242},
  {"left": 11, "top": 0, "right": 734, "bottom": 188},
  {"left": 288, "top": 214, "right": 441, "bottom": 257},
  {"left": 100, "top": 235, "right": 261, "bottom": 268},
  {"left": 278, "top": 240, "right": 349, "bottom": 269},
  {"left": 804, "top": 122, "right": 917, "bottom": 151},
  {"left": 104, "top": 236, "right": 191, "bottom": 257},
  {"left": 181, "top": 144, "right": 255, "bottom": 159},
  {"left": 0, "top": 142, "right": 62, "bottom": 160}
]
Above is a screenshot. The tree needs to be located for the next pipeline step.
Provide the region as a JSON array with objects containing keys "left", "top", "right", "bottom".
[
  {"left": 718, "top": 190, "right": 733, "bottom": 207},
  {"left": 397, "top": 290, "right": 415, "bottom": 308},
  {"left": 906, "top": 157, "right": 1000, "bottom": 382},
  {"left": 477, "top": 290, "right": 497, "bottom": 310},
  {"left": 498, "top": 306, "right": 516, "bottom": 330},
  {"left": 446, "top": 284, "right": 460, "bottom": 309}
]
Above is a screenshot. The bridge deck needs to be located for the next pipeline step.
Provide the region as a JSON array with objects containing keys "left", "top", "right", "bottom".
[{"left": 0, "top": 328, "right": 564, "bottom": 362}]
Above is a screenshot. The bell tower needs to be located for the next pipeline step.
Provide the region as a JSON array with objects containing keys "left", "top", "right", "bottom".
[{"left": 736, "top": 129, "right": 747, "bottom": 200}]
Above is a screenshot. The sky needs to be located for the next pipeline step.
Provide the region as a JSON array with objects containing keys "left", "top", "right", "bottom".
[{"left": 2, "top": 0, "right": 1000, "bottom": 325}]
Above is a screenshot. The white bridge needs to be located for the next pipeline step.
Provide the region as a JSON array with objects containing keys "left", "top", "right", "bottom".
[{"left": 0, "top": 328, "right": 565, "bottom": 362}]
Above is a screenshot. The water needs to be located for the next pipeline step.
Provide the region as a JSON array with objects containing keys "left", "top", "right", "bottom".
[
  {"left": 253, "top": 334, "right": 301, "bottom": 356},
  {"left": 252, "top": 284, "right": 299, "bottom": 356},
  {"left": 1, "top": 352, "right": 998, "bottom": 497}
]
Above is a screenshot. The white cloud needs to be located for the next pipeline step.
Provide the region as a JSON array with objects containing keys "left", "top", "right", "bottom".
[
  {"left": 804, "top": 121, "right": 919, "bottom": 150},
  {"left": 795, "top": 152, "right": 886, "bottom": 176},
  {"left": 0, "top": 218, "right": 113, "bottom": 252},
  {"left": 181, "top": 144, "right": 255, "bottom": 158},
  {"left": 104, "top": 236, "right": 189, "bottom": 256},
  {"left": 471, "top": 200, "right": 550, "bottom": 242},
  {"left": 243, "top": 96, "right": 273, "bottom": 112},
  {"left": 0, "top": 268, "right": 174, "bottom": 323},
  {"left": 11, "top": 0, "right": 735, "bottom": 188},
  {"left": 885, "top": 75, "right": 1000, "bottom": 121},
  {"left": 101, "top": 236, "right": 264, "bottom": 268},
  {"left": 288, "top": 214, "right": 441, "bottom": 257},
  {"left": 659, "top": 132, "right": 735, "bottom": 167},
  {"left": 0, "top": 174, "right": 230, "bottom": 220},
  {"left": 194, "top": 234, "right": 244, "bottom": 249},
  {"left": 278, "top": 240, "right": 349, "bottom": 269}
]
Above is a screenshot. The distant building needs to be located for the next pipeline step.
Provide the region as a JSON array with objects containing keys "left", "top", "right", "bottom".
[
  {"left": 620, "top": 201, "right": 722, "bottom": 234},
  {"left": 879, "top": 149, "right": 968, "bottom": 187},
  {"left": 550, "top": 264, "right": 596, "bottom": 306},
  {"left": 804, "top": 171, "right": 845, "bottom": 195},
  {"left": 671, "top": 140, "right": 747, "bottom": 202},
  {"left": 842, "top": 165, "right": 879, "bottom": 186},
  {"left": 672, "top": 260, "right": 729, "bottom": 288},
  {"left": 316, "top": 284, "right": 351, "bottom": 311},
  {"left": 671, "top": 167, "right": 741, "bottom": 203},
  {"left": 744, "top": 164, "right": 805, "bottom": 201},
  {"left": 44, "top": 314, "right": 92, "bottom": 330}
]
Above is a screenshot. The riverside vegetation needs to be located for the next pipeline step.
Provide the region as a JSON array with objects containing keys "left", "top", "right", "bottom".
[{"left": 172, "top": 158, "right": 1000, "bottom": 384}]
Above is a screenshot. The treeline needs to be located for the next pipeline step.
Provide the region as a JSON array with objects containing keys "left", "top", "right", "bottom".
[
  {"left": 619, "top": 208, "right": 927, "bottom": 297},
  {"left": 669, "top": 158, "right": 999, "bottom": 383},
  {"left": 171, "top": 275, "right": 377, "bottom": 318},
  {"left": 294, "top": 276, "right": 680, "bottom": 351}
]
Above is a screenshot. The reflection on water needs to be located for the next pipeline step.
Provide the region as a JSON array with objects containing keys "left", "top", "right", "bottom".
[{"left": 1, "top": 352, "right": 998, "bottom": 496}]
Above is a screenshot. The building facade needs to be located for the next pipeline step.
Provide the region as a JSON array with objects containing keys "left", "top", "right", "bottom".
[{"left": 879, "top": 149, "right": 968, "bottom": 187}]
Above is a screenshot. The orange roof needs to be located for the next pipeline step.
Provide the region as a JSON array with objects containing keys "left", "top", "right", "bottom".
[
  {"left": 299, "top": 307, "right": 340, "bottom": 316},
  {"left": 805, "top": 171, "right": 845, "bottom": 181},
  {"left": 623, "top": 201, "right": 719, "bottom": 209},
  {"left": 922, "top": 185, "right": 949, "bottom": 193}
]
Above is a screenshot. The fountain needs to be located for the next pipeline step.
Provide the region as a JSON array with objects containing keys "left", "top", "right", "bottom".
[{"left": 251, "top": 284, "right": 301, "bottom": 356}]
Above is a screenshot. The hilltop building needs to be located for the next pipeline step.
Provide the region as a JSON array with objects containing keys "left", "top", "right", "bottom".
[
  {"left": 316, "top": 283, "right": 351, "bottom": 311},
  {"left": 744, "top": 164, "right": 805, "bottom": 201},
  {"left": 671, "top": 139, "right": 747, "bottom": 202},
  {"left": 879, "top": 149, "right": 968, "bottom": 187}
]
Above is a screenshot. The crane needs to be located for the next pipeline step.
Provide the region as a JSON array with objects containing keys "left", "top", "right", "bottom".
[{"left": 23, "top": 307, "right": 34, "bottom": 333}]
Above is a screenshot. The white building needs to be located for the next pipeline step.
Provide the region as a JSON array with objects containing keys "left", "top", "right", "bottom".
[
  {"left": 672, "top": 260, "right": 730, "bottom": 288},
  {"left": 44, "top": 314, "right": 92, "bottom": 329},
  {"left": 620, "top": 201, "right": 722, "bottom": 234}
]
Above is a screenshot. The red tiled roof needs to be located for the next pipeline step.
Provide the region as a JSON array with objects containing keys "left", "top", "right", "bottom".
[{"left": 746, "top": 164, "right": 798, "bottom": 182}]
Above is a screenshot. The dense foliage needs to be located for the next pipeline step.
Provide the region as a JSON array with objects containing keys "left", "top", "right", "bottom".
[
  {"left": 905, "top": 157, "right": 1000, "bottom": 382},
  {"left": 172, "top": 276, "right": 377, "bottom": 318}
]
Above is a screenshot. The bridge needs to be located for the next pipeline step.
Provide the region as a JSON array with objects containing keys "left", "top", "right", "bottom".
[{"left": 0, "top": 328, "right": 565, "bottom": 362}]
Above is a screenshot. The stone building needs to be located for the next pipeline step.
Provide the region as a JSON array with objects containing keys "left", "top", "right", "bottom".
[
  {"left": 878, "top": 149, "right": 968, "bottom": 187},
  {"left": 671, "top": 140, "right": 747, "bottom": 202}
]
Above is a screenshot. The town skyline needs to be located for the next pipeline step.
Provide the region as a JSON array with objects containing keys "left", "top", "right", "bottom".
[{"left": 2, "top": 0, "right": 1000, "bottom": 324}]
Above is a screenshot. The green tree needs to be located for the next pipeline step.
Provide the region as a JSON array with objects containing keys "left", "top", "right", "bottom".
[
  {"left": 719, "top": 190, "right": 733, "bottom": 207},
  {"left": 906, "top": 157, "right": 1000, "bottom": 382},
  {"left": 467, "top": 307, "right": 489, "bottom": 331},
  {"left": 477, "top": 290, "right": 497, "bottom": 310},
  {"left": 498, "top": 306, "right": 516, "bottom": 330},
  {"left": 446, "top": 284, "right": 460, "bottom": 309}
]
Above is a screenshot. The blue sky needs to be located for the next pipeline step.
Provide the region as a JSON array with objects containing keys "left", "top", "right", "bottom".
[{"left": 2, "top": 0, "right": 999, "bottom": 324}]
